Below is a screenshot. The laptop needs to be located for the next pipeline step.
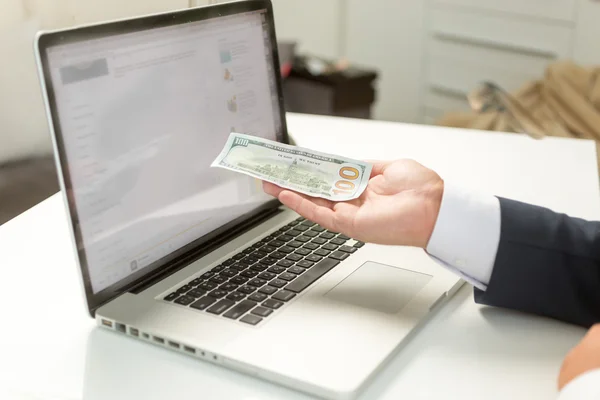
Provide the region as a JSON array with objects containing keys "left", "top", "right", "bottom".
[{"left": 34, "top": 1, "right": 463, "bottom": 398}]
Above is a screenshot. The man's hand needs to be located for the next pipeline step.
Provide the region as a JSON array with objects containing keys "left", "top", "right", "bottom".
[
  {"left": 263, "top": 159, "right": 444, "bottom": 248},
  {"left": 559, "top": 324, "right": 600, "bottom": 390}
]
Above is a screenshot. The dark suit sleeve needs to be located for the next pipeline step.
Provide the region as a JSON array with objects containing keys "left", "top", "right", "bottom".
[{"left": 474, "top": 197, "right": 600, "bottom": 328}]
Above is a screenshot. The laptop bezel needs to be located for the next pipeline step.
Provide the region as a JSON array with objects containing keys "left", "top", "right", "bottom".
[{"left": 35, "top": 0, "right": 289, "bottom": 316}]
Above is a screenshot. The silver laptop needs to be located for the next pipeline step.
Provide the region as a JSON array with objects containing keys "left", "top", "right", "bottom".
[{"left": 35, "top": 1, "right": 463, "bottom": 398}]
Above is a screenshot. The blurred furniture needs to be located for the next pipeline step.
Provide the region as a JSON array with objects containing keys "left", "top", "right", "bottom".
[
  {"left": 0, "top": 113, "right": 596, "bottom": 400},
  {"left": 272, "top": 0, "right": 600, "bottom": 124},
  {"left": 282, "top": 58, "right": 378, "bottom": 119},
  {"left": 0, "top": 156, "right": 58, "bottom": 225}
]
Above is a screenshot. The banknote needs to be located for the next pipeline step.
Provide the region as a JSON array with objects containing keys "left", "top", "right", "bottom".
[{"left": 211, "top": 133, "right": 372, "bottom": 201}]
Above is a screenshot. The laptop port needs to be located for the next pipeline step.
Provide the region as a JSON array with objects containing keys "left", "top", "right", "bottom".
[
  {"left": 168, "top": 341, "right": 180, "bottom": 349},
  {"left": 116, "top": 323, "right": 126, "bottom": 333},
  {"left": 129, "top": 328, "right": 139, "bottom": 337},
  {"left": 101, "top": 319, "right": 113, "bottom": 328},
  {"left": 183, "top": 346, "right": 196, "bottom": 354},
  {"left": 153, "top": 336, "right": 165, "bottom": 344}
]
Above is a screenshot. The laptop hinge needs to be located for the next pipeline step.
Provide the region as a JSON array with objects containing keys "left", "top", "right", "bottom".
[{"left": 128, "top": 206, "right": 282, "bottom": 295}]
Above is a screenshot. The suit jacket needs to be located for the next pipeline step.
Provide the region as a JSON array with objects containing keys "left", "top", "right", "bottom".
[{"left": 474, "top": 198, "right": 600, "bottom": 328}]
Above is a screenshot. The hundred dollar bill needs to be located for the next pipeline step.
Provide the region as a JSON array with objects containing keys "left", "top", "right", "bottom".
[{"left": 211, "top": 132, "right": 372, "bottom": 201}]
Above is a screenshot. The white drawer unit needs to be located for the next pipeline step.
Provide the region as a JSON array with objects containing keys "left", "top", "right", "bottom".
[
  {"left": 433, "top": 0, "right": 578, "bottom": 23},
  {"left": 430, "top": 8, "right": 574, "bottom": 59},
  {"left": 421, "top": 3, "right": 576, "bottom": 123}
]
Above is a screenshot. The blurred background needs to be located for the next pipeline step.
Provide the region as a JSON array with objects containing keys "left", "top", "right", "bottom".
[{"left": 1, "top": 0, "right": 600, "bottom": 225}]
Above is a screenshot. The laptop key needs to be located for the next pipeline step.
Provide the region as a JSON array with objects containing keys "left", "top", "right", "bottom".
[
  {"left": 314, "top": 249, "right": 331, "bottom": 257},
  {"left": 296, "top": 217, "right": 306, "bottom": 222},
  {"left": 200, "top": 271, "right": 215, "bottom": 279},
  {"left": 207, "top": 299, "right": 235, "bottom": 315},
  {"left": 240, "top": 314, "right": 262, "bottom": 325},
  {"left": 303, "top": 242, "right": 319, "bottom": 250},
  {"left": 296, "top": 260, "right": 314, "bottom": 269},
  {"left": 248, "top": 278, "right": 267, "bottom": 287},
  {"left": 222, "top": 259, "right": 235, "bottom": 266},
  {"left": 252, "top": 250, "right": 269, "bottom": 259},
  {"left": 339, "top": 245, "right": 358, "bottom": 254},
  {"left": 338, "top": 234, "right": 351, "bottom": 240},
  {"left": 276, "top": 259, "right": 294, "bottom": 268},
  {"left": 208, "top": 289, "right": 228, "bottom": 299},
  {"left": 330, "top": 251, "right": 350, "bottom": 261},
  {"left": 285, "top": 254, "right": 303, "bottom": 262},
  {"left": 294, "top": 225, "right": 309, "bottom": 232},
  {"left": 261, "top": 245, "right": 277, "bottom": 253},
  {"left": 212, "top": 266, "right": 224, "bottom": 274},
  {"left": 164, "top": 292, "right": 179, "bottom": 301},
  {"left": 176, "top": 284, "right": 193, "bottom": 294},
  {"left": 258, "top": 285, "right": 278, "bottom": 295},
  {"left": 190, "top": 296, "right": 217, "bottom": 310},
  {"left": 354, "top": 241, "right": 365, "bottom": 248},
  {"left": 288, "top": 266, "right": 305, "bottom": 275},
  {"left": 268, "top": 240, "right": 285, "bottom": 247},
  {"left": 295, "top": 248, "right": 311, "bottom": 256},
  {"left": 287, "top": 241, "right": 303, "bottom": 248},
  {"left": 305, "top": 254, "right": 323, "bottom": 263},
  {"left": 220, "top": 283, "right": 238, "bottom": 292},
  {"left": 210, "top": 276, "right": 227, "bottom": 284},
  {"left": 251, "top": 306, "right": 273, "bottom": 317},
  {"left": 223, "top": 300, "right": 257, "bottom": 320},
  {"left": 302, "top": 230, "right": 319, "bottom": 238},
  {"left": 272, "top": 290, "right": 296, "bottom": 302},
  {"left": 301, "top": 220, "right": 316, "bottom": 227},
  {"left": 220, "top": 269, "right": 237, "bottom": 278},
  {"left": 278, "top": 246, "right": 294, "bottom": 254},
  {"left": 320, "top": 232, "right": 335, "bottom": 239},
  {"left": 285, "top": 258, "right": 340, "bottom": 293},
  {"left": 230, "top": 276, "right": 248, "bottom": 285},
  {"left": 258, "top": 272, "right": 277, "bottom": 280},
  {"left": 259, "top": 257, "right": 277, "bottom": 266},
  {"left": 330, "top": 238, "right": 347, "bottom": 246},
  {"left": 287, "top": 221, "right": 300, "bottom": 227},
  {"left": 323, "top": 243, "right": 339, "bottom": 251},
  {"left": 190, "top": 278, "right": 203, "bottom": 286},
  {"left": 269, "top": 279, "right": 287, "bottom": 288},
  {"left": 226, "top": 292, "right": 246, "bottom": 302},
  {"left": 311, "top": 226, "right": 326, "bottom": 233},
  {"left": 238, "top": 285, "right": 256, "bottom": 295},
  {"left": 240, "top": 270, "right": 259, "bottom": 278},
  {"left": 277, "top": 234, "right": 294, "bottom": 241},
  {"left": 278, "top": 272, "right": 296, "bottom": 282},
  {"left": 296, "top": 236, "right": 311, "bottom": 243},
  {"left": 263, "top": 299, "right": 284, "bottom": 309},
  {"left": 250, "top": 264, "right": 268, "bottom": 272},
  {"left": 248, "top": 292, "right": 268, "bottom": 302},
  {"left": 233, "top": 253, "right": 246, "bottom": 260},
  {"left": 285, "top": 230, "right": 302, "bottom": 237},
  {"left": 187, "top": 288, "right": 207, "bottom": 298},
  {"left": 198, "top": 281, "right": 218, "bottom": 291},
  {"left": 270, "top": 252, "right": 286, "bottom": 260},
  {"left": 268, "top": 266, "right": 286, "bottom": 274},
  {"left": 311, "top": 237, "right": 327, "bottom": 245}
]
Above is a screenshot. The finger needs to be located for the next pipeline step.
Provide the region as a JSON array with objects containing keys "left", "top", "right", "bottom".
[
  {"left": 262, "top": 181, "right": 284, "bottom": 198},
  {"left": 367, "top": 160, "right": 390, "bottom": 178},
  {"left": 278, "top": 190, "right": 338, "bottom": 231}
]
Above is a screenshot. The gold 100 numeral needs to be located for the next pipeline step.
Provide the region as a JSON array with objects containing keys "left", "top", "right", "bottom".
[{"left": 332, "top": 166, "right": 360, "bottom": 196}]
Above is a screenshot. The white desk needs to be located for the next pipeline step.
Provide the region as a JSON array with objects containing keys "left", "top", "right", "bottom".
[{"left": 1, "top": 113, "right": 598, "bottom": 400}]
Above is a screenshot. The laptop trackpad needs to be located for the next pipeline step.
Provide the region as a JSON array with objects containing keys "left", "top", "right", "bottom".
[{"left": 324, "top": 261, "right": 432, "bottom": 314}]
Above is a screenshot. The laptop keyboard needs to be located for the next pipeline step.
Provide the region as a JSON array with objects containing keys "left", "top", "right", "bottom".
[{"left": 162, "top": 217, "right": 365, "bottom": 325}]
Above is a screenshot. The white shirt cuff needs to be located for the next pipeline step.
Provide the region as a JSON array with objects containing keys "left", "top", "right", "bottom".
[
  {"left": 558, "top": 369, "right": 600, "bottom": 399},
  {"left": 426, "top": 183, "right": 501, "bottom": 291}
]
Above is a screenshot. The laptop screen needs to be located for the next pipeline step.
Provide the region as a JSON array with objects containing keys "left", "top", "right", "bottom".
[{"left": 44, "top": 8, "right": 284, "bottom": 294}]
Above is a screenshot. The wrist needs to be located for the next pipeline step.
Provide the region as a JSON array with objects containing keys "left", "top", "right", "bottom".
[{"left": 420, "top": 177, "right": 444, "bottom": 248}]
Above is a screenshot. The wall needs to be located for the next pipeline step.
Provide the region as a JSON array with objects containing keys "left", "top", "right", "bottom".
[{"left": 0, "top": 0, "right": 188, "bottom": 164}]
